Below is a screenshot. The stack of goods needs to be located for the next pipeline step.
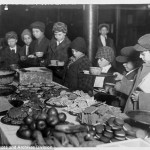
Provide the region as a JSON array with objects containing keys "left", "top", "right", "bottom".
[
  {"left": 18, "top": 67, "right": 53, "bottom": 85},
  {"left": 78, "top": 103, "right": 127, "bottom": 125}
]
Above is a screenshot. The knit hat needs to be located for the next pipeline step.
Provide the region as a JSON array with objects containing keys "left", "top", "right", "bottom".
[
  {"left": 30, "top": 21, "right": 45, "bottom": 32},
  {"left": 52, "top": 22, "right": 67, "bottom": 33},
  {"left": 116, "top": 46, "right": 140, "bottom": 63},
  {"left": 98, "top": 23, "right": 109, "bottom": 31},
  {"left": 70, "top": 37, "right": 86, "bottom": 54},
  {"left": 95, "top": 46, "right": 114, "bottom": 63},
  {"left": 5, "top": 31, "right": 18, "bottom": 40},
  {"left": 134, "top": 34, "right": 150, "bottom": 51},
  {"left": 21, "top": 29, "right": 32, "bottom": 41}
]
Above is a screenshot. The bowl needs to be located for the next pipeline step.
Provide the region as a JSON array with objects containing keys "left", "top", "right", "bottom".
[
  {"left": 35, "top": 52, "right": 44, "bottom": 58},
  {"left": 0, "top": 70, "right": 15, "bottom": 85},
  {"left": 9, "top": 100, "right": 24, "bottom": 107},
  {"left": 89, "top": 67, "right": 102, "bottom": 75},
  {"left": 57, "top": 61, "right": 65, "bottom": 66}
]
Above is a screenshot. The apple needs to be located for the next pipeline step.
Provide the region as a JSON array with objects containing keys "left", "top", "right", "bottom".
[
  {"left": 37, "top": 112, "right": 47, "bottom": 120},
  {"left": 58, "top": 113, "right": 67, "bottom": 122},
  {"left": 47, "top": 107, "right": 58, "bottom": 117},
  {"left": 24, "top": 116, "right": 34, "bottom": 125},
  {"left": 46, "top": 115, "right": 59, "bottom": 126},
  {"left": 36, "top": 120, "right": 47, "bottom": 131}
]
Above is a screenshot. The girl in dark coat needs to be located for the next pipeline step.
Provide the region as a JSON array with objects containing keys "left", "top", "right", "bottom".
[{"left": 64, "top": 37, "right": 94, "bottom": 93}]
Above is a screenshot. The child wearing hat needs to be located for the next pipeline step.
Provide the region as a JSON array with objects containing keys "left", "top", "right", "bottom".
[
  {"left": 19, "top": 29, "right": 35, "bottom": 60},
  {"left": 124, "top": 34, "right": 150, "bottom": 112},
  {"left": 94, "top": 46, "right": 116, "bottom": 90},
  {"left": 48, "top": 22, "right": 71, "bottom": 62},
  {"left": 1, "top": 31, "right": 21, "bottom": 69},
  {"left": 64, "top": 37, "right": 94, "bottom": 93},
  {"left": 97, "top": 23, "right": 116, "bottom": 68},
  {"left": 48, "top": 22, "right": 71, "bottom": 84},
  {"left": 30, "top": 21, "right": 50, "bottom": 62},
  {"left": 111, "top": 46, "right": 142, "bottom": 109}
]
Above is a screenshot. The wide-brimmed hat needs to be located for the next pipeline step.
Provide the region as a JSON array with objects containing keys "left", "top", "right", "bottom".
[
  {"left": 95, "top": 46, "right": 114, "bottom": 63},
  {"left": 116, "top": 46, "right": 140, "bottom": 63},
  {"left": 98, "top": 23, "right": 109, "bottom": 31}
]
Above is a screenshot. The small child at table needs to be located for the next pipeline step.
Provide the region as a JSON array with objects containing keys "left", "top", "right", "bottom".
[
  {"left": 94, "top": 46, "right": 116, "bottom": 92},
  {"left": 1, "top": 31, "right": 21, "bottom": 69},
  {"left": 64, "top": 37, "right": 94, "bottom": 94}
]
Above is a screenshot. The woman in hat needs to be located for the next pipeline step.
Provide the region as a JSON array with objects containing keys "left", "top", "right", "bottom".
[
  {"left": 64, "top": 37, "right": 94, "bottom": 93},
  {"left": 94, "top": 46, "right": 116, "bottom": 91},
  {"left": 124, "top": 34, "right": 150, "bottom": 112}
]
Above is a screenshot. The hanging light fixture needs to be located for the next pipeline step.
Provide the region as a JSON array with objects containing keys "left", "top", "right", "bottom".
[{"left": 4, "top": 5, "right": 8, "bottom": 11}]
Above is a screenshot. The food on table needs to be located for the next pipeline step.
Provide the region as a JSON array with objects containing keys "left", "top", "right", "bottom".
[{"left": 78, "top": 103, "right": 127, "bottom": 125}]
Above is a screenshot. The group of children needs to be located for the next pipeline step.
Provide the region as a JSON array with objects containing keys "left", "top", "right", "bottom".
[{"left": 0, "top": 21, "right": 150, "bottom": 112}]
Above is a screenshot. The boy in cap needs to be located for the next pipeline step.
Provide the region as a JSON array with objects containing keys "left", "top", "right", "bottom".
[
  {"left": 30, "top": 21, "right": 50, "bottom": 61},
  {"left": 94, "top": 46, "right": 116, "bottom": 90},
  {"left": 124, "top": 34, "right": 150, "bottom": 112},
  {"left": 1, "top": 31, "right": 21, "bottom": 69},
  {"left": 48, "top": 22, "right": 71, "bottom": 62},
  {"left": 48, "top": 22, "right": 71, "bottom": 84},
  {"left": 64, "top": 37, "right": 94, "bottom": 93},
  {"left": 110, "top": 46, "right": 142, "bottom": 109}
]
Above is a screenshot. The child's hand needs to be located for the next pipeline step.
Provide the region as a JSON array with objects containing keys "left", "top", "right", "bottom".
[
  {"left": 131, "top": 91, "right": 140, "bottom": 102},
  {"left": 113, "top": 72, "right": 124, "bottom": 81},
  {"left": 114, "top": 81, "right": 121, "bottom": 91}
]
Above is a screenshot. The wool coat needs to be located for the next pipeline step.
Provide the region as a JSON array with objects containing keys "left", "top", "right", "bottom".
[
  {"left": 64, "top": 55, "right": 94, "bottom": 93},
  {"left": 48, "top": 36, "right": 71, "bottom": 63},
  {"left": 124, "top": 63, "right": 150, "bottom": 112},
  {"left": 1, "top": 45, "right": 21, "bottom": 69}
]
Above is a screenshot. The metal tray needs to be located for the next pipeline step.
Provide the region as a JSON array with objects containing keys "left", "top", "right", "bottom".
[{"left": 126, "top": 110, "right": 150, "bottom": 125}]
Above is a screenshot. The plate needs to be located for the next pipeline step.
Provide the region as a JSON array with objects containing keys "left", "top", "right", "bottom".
[
  {"left": 126, "top": 110, "right": 150, "bottom": 125},
  {"left": 44, "top": 99, "right": 67, "bottom": 108},
  {"left": 0, "top": 85, "right": 17, "bottom": 96},
  {"left": 1, "top": 116, "right": 23, "bottom": 126}
]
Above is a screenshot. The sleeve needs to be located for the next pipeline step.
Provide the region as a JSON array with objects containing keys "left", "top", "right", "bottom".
[
  {"left": 78, "top": 58, "right": 94, "bottom": 93},
  {"left": 117, "top": 77, "right": 134, "bottom": 95}
]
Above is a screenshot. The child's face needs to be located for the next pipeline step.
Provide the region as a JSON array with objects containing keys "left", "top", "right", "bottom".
[
  {"left": 7, "top": 38, "right": 17, "bottom": 48},
  {"left": 32, "top": 28, "right": 44, "bottom": 39},
  {"left": 72, "top": 49, "right": 82, "bottom": 58},
  {"left": 123, "top": 61, "right": 135, "bottom": 72},
  {"left": 99, "top": 27, "right": 108, "bottom": 36},
  {"left": 23, "top": 35, "right": 32, "bottom": 46},
  {"left": 97, "top": 58, "right": 110, "bottom": 68},
  {"left": 54, "top": 31, "right": 66, "bottom": 42},
  {"left": 140, "top": 51, "right": 150, "bottom": 63}
]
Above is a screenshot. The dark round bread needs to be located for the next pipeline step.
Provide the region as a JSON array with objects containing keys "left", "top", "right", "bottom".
[
  {"left": 100, "top": 135, "right": 110, "bottom": 143},
  {"left": 114, "top": 135, "right": 126, "bottom": 141},
  {"left": 103, "top": 131, "right": 113, "bottom": 139},
  {"left": 96, "top": 133, "right": 102, "bottom": 139},
  {"left": 114, "top": 118, "right": 124, "bottom": 126},
  {"left": 111, "top": 125, "right": 122, "bottom": 131},
  {"left": 107, "top": 117, "right": 115, "bottom": 127},
  {"left": 126, "top": 135, "right": 136, "bottom": 140},
  {"left": 95, "top": 124, "right": 104, "bottom": 134},
  {"left": 123, "top": 123, "right": 132, "bottom": 131},
  {"left": 105, "top": 125, "right": 113, "bottom": 133},
  {"left": 110, "top": 138, "right": 121, "bottom": 142},
  {"left": 114, "top": 129, "right": 126, "bottom": 137}
]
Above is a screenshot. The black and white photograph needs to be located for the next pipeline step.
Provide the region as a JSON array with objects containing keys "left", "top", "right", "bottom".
[{"left": 0, "top": 0, "right": 150, "bottom": 148}]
